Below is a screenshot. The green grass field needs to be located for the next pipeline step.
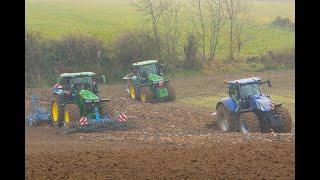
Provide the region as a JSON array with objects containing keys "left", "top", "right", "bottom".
[{"left": 26, "top": 0, "right": 295, "bottom": 58}]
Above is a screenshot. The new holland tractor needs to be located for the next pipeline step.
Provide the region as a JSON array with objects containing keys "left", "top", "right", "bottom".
[
  {"left": 123, "top": 60, "right": 175, "bottom": 103},
  {"left": 51, "top": 72, "right": 126, "bottom": 134},
  {"left": 216, "top": 77, "right": 292, "bottom": 133}
]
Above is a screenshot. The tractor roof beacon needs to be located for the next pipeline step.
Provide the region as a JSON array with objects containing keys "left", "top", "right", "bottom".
[
  {"left": 51, "top": 72, "right": 126, "bottom": 134},
  {"left": 123, "top": 60, "right": 176, "bottom": 103},
  {"left": 216, "top": 77, "right": 292, "bottom": 134}
]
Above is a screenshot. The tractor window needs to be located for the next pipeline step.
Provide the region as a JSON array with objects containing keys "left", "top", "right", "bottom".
[
  {"left": 132, "top": 67, "right": 140, "bottom": 76},
  {"left": 70, "top": 77, "right": 93, "bottom": 92},
  {"left": 229, "top": 86, "right": 238, "bottom": 101},
  {"left": 240, "top": 83, "right": 261, "bottom": 99},
  {"left": 140, "top": 63, "right": 158, "bottom": 77}
]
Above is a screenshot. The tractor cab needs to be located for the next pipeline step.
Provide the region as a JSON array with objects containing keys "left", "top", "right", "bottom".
[
  {"left": 56, "top": 72, "right": 105, "bottom": 99},
  {"left": 131, "top": 60, "right": 165, "bottom": 84},
  {"left": 226, "top": 77, "right": 273, "bottom": 111}
]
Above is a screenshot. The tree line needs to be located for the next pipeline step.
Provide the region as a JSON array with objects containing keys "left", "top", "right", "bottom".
[{"left": 26, "top": 0, "right": 293, "bottom": 87}]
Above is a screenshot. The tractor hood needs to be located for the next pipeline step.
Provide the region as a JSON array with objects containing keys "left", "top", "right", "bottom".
[
  {"left": 148, "top": 73, "right": 163, "bottom": 83},
  {"left": 79, "top": 90, "right": 99, "bottom": 101},
  {"left": 248, "top": 95, "right": 273, "bottom": 112}
]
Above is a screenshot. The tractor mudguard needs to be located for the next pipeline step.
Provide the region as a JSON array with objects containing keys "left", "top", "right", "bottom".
[{"left": 217, "top": 97, "right": 238, "bottom": 113}]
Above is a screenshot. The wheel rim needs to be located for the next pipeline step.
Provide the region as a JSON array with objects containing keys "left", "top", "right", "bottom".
[
  {"left": 140, "top": 93, "right": 146, "bottom": 102},
  {"left": 240, "top": 119, "right": 249, "bottom": 134},
  {"left": 219, "top": 114, "right": 228, "bottom": 131},
  {"left": 129, "top": 86, "right": 135, "bottom": 99},
  {"left": 64, "top": 110, "right": 70, "bottom": 123},
  {"left": 52, "top": 101, "right": 58, "bottom": 123}
]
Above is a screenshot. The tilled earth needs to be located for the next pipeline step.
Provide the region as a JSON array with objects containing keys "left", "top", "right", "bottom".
[{"left": 25, "top": 70, "right": 295, "bottom": 179}]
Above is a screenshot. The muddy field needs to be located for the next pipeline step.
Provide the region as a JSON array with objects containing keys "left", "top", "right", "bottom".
[{"left": 26, "top": 70, "right": 295, "bottom": 179}]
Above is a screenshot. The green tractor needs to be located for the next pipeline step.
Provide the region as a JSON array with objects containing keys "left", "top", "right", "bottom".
[
  {"left": 123, "top": 60, "right": 175, "bottom": 103},
  {"left": 51, "top": 72, "right": 125, "bottom": 133}
]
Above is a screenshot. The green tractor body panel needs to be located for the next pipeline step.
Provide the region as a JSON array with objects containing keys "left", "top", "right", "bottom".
[
  {"left": 147, "top": 73, "right": 168, "bottom": 98},
  {"left": 79, "top": 90, "right": 99, "bottom": 101}
]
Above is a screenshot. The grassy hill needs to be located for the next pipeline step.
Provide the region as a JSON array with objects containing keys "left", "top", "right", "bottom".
[{"left": 26, "top": 0, "right": 295, "bottom": 58}]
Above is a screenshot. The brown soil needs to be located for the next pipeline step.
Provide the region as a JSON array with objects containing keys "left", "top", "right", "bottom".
[{"left": 25, "top": 70, "right": 295, "bottom": 179}]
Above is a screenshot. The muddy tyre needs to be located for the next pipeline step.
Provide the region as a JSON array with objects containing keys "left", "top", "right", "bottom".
[
  {"left": 100, "top": 101, "right": 115, "bottom": 117},
  {"left": 51, "top": 94, "right": 63, "bottom": 128},
  {"left": 216, "top": 104, "right": 233, "bottom": 132},
  {"left": 274, "top": 106, "right": 292, "bottom": 133},
  {"left": 140, "top": 86, "right": 153, "bottom": 103},
  {"left": 239, "top": 111, "right": 260, "bottom": 133},
  {"left": 166, "top": 82, "right": 176, "bottom": 101},
  {"left": 64, "top": 103, "right": 81, "bottom": 130}
]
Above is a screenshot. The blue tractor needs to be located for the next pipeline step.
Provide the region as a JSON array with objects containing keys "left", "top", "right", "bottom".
[{"left": 216, "top": 77, "right": 292, "bottom": 133}]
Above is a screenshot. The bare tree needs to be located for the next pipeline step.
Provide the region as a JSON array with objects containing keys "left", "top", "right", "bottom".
[
  {"left": 189, "top": 0, "right": 207, "bottom": 62},
  {"left": 159, "top": 0, "right": 181, "bottom": 65},
  {"left": 224, "top": 0, "right": 252, "bottom": 60},
  {"left": 207, "top": 0, "right": 225, "bottom": 63},
  {"left": 131, "top": 0, "right": 170, "bottom": 55}
]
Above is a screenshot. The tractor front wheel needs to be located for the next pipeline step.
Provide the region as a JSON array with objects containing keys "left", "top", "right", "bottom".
[
  {"left": 274, "top": 106, "right": 292, "bottom": 133},
  {"left": 140, "top": 86, "right": 153, "bottom": 103},
  {"left": 216, "top": 104, "right": 232, "bottom": 132},
  {"left": 51, "top": 94, "right": 63, "bottom": 128},
  {"left": 63, "top": 103, "right": 81, "bottom": 130},
  {"left": 166, "top": 82, "right": 176, "bottom": 101},
  {"left": 239, "top": 111, "right": 260, "bottom": 133},
  {"left": 100, "top": 101, "right": 115, "bottom": 117}
]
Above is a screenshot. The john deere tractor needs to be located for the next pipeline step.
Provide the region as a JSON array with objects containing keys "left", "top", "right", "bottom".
[
  {"left": 123, "top": 60, "right": 175, "bottom": 102},
  {"left": 50, "top": 72, "right": 122, "bottom": 133},
  {"left": 216, "top": 77, "right": 292, "bottom": 133}
]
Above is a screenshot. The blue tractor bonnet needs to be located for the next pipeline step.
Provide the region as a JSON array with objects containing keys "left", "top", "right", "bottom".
[{"left": 248, "top": 94, "right": 274, "bottom": 112}]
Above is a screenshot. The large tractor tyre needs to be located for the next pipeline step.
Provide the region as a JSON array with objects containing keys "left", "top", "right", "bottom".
[
  {"left": 239, "top": 111, "right": 260, "bottom": 133},
  {"left": 128, "top": 82, "right": 136, "bottom": 100},
  {"left": 140, "top": 86, "right": 153, "bottom": 103},
  {"left": 63, "top": 103, "right": 81, "bottom": 130},
  {"left": 216, "top": 104, "right": 233, "bottom": 132},
  {"left": 274, "top": 106, "right": 292, "bottom": 133},
  {"left": 100, "top": 101, "right": 116, "bottom": 117},
  {"left": 166, "top": 82, "right": 176, "bottom": 101},
  {"left": 51, "top": 94, "right": 63, "bottom": 128}
]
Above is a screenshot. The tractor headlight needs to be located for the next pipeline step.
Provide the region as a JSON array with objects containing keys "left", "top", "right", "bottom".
[
  {"left": 259, "top": 103, "right": 265, "bottom": 111},
  {"left": 85, "top": 99, "right": 92, "bottom": 103}
]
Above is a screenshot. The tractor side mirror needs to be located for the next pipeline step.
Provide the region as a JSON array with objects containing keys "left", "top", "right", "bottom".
[
  {"left": 159, "top": 64, "right": 165, "bottom": 75},
  {"left": 267, "top": 80, "right": 272, "bottom": 87},
  {"left": 96, "top": 75, "right": 106, "bottom": 84}
]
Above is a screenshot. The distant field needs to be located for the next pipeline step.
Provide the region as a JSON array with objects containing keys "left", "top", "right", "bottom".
[{"left": 26, "top": 0, "right": 295, "bottom": 58}]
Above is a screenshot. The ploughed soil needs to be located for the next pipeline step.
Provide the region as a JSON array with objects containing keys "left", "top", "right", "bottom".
[{"left": 25, "top": 70, "right": 295, "bottom": 179}]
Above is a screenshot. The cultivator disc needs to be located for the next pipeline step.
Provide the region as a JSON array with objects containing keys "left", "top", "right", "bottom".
[{"left": 61, "top": 113, "right": 128, "bottom": 135}]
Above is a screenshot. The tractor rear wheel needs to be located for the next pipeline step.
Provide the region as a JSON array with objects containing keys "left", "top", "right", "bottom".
[
  {"left": 140, "top": 86, "right": 153, "bottom": 103},
  {"left": 100, "top": 101, "right": 115, "bottom": 117},
  {"left": 128, "top": 82, "right": 136, "bottom": 100},
  {"left": 216, "top": 104, "right": 233, "bottom": 132},
  {"left": 239, "top": 111, "right": 260, "bottom": 133},
  {"left": 166, "top": 82, "right": 176, "bottom": 101},
  {"left": 63, "top": 103, "right": 81, "bottom": 130},
  {"left": 51, "top": 94, "right": 63, "bottom": 128},
  {"left": 274, "top": 106, "right": 292, "bottom": 133}
]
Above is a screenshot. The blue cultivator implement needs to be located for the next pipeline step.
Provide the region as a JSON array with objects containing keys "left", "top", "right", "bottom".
[
  {"left": 61, "top": 111, "right": 128, "bottom": 135},
  {"left": 25, "top": 95, "right": 51, "bottom": 126}
]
